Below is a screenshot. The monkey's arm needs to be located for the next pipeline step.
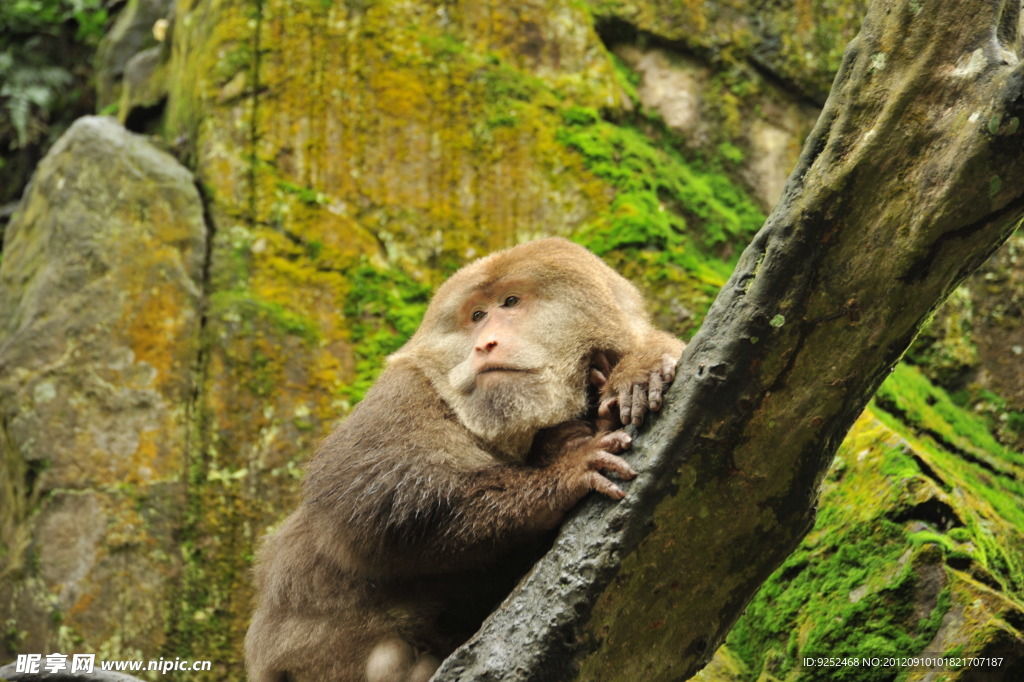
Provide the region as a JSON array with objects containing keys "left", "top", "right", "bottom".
[
  {"left": 306, "top": 416, "right": 633, "bottom": 579},
  {"left": 594, "top": 330, "right": 686, "bottom": 428}
]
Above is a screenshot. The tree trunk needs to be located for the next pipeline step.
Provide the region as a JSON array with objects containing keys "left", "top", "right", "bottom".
[{"left": 434, "top": 1, "right": 1024, "bottom": 680}]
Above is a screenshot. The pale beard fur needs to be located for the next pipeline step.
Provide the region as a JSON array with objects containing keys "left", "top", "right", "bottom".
[{"left": 446, "top": 362, "right": 587, "bottom": 457}]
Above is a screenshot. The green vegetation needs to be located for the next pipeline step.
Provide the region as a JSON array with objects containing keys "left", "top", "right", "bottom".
[
  {"left": 874, "top": 365, "right": 1024, "bottom": 593},
  {"left": 725, "top": 363, "right": 1024, "bottom": 680},
  {"left": 876, "top": 365, "right": 1024, "bottom": 474},
  {"left": 341, "top": 264, "right": 431, "bottom": 403},
  {"left": 558, "top": 106, "right": 763, "bottom": 258},
  {"left": 906, "top": 289, "right": 977, "bottom": 385},
  {"left": 727, "top": 425, "right": 952, "bottom": 681},
  {"left": 209, "top": 291, "right": 322, "bottom": 347},
  {"left": 1, "top": 0, "right": 108, "bottom": 133},
  {"left": 557, "top": 99, "right": 764, "bottom": 335},
  {"left": 906, "top": 249, "right": 1024, "bottom": 453},
  {"left": 0, "top": 0, "right": 108, "bottom": 188}
]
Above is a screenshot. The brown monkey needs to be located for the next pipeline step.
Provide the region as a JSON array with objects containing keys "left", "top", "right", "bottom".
[{"left": 244, "top": 238, "right": 685, "bottom": 682}]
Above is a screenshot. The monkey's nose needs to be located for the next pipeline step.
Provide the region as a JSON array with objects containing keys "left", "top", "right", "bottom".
[{"left": 475, "top": 339, "right": 498, "bottom": 353}]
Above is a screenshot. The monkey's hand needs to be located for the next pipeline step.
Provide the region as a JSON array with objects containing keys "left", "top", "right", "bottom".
[
  {"left": 548, "top": 428, "right": 634, "bottom": 501},
  {"left": 597, "top": 340, "right": 684, "bottom": 428}
]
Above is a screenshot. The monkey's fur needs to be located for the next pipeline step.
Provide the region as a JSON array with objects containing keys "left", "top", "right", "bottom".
[{"left": 245, "top": 238, "right": 685, "bottom": 682}]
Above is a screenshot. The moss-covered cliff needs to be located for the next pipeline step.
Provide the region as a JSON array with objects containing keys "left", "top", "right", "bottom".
[
  {"left": 1, "top": 0, "right": 1021, "bottom": 680},
  {"left": 702, "top": 365, "right": 1024, "bottom": 681}
]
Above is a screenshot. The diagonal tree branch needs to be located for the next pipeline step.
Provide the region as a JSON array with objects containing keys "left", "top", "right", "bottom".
[{"left": 434, "top": 1, "right": 1024, "bottom": 680}]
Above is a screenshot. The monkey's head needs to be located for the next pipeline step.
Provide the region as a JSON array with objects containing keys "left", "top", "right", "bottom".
[{"left": 390, "top": 238, "right": 643, "bottom": 458}]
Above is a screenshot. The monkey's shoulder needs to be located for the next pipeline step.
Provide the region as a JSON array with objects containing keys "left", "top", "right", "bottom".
[
  {"left": 349, "top": 359, "right": 452, "bottom": 429},
  {"left": 308, "top": 361, "right": 497, "bottom": 479}
]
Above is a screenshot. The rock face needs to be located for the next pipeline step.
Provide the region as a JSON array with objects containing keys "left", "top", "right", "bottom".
[
  {"left": 588, "top": 0, "right": 870, "bottom": 103},
  {"left": 0, "top": 116, "right": 206, "bottom": 657},
  {"left": 612, "top": 44, "right": 819, "bottom": 211}
]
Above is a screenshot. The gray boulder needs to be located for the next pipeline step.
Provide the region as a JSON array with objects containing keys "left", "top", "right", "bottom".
[{"left": 0, "top": 116, "right": 206, "bottom": 656}]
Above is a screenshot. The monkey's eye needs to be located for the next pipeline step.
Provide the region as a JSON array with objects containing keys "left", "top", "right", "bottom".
[
  {"left": 502, "top": 295, "right": 520, "bottom": 307},
  {"left": 471, "top": 310, "right": 486, "bottom": 323}
]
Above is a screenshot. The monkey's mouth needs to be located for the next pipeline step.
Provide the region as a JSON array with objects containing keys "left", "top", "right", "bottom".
[{"left": 477, "top": 365, "right": 535, "bottom": 375}]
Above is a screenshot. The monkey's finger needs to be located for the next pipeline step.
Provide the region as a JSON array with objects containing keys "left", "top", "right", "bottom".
[
  {"left": 564, "top": 433, "right": 594, "bottom": 452},
  {"left": 661, "top": 353, "right": 679, "bottom": 383},
  {"left": 618, "top": 387, "right": 633, "bottom": 426},
  {"left": 589, "top": 367, "right": 608, "bottom": 387},
  {"left": 648, "top": 370, "right": 665, "bottom": 411},
  {"left": 589, "top": 472, "right": 626, "bottom": 501},
  {"left": 598, "top": 397, "right": 617, "bottom": 419},
  {"left": 590, "top": 451, "right": 638, "bottom": 480},
  {"left": 596, "top": 430, "right": 632, "bottom": 453},
  {"left": 594, "top": 351, "right": 613, "bottom": 378},
  {"left": 631, "top": 384, "right": 647, "bottom": 427}
]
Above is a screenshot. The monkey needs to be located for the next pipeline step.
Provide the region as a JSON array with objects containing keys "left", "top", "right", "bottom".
[{"left": 244, "top": 237, "right": 686, "bottom": 682}]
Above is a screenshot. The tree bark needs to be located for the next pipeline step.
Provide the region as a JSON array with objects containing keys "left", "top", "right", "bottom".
[{"left": 433, "top": 1, "right": 1024, "bottom": 680}]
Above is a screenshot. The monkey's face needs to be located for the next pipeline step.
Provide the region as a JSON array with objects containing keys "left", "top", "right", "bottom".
[{"left": 440, "top": 280, "right": 591, "bottom": 451}]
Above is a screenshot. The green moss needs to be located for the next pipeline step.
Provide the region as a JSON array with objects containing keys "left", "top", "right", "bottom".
[
  {"left": 875, "top": 364, "right": 1024, "bottom": 473},
  {"left": 726, "top": 364, "right": 1024, "bottom": 679},
  {"left": 277, "top": 180, "right": 327, "bottom": 206},
  {"left": 482, "top": 58, "right": 542, "bottom": 103},
  {"left": 419, "top": 32, "right": 465, "bottom": 60},
  {"left": 561, "top": 106, "right": 601, "bottom": 126},
  {"left": 1007, "top": 410, "right": 1024, "bottom": 435},
  {"left": 486, "top": 112, "right": 519, "bottom": 129},
  {"left": 907, "top": 530, "right": 956, "bottom": 553},
  {"left": 557, "top": 107, "right": 763, "bottom": 253},
  {"left": 947, "top": 528, "right": 971, "bottom": 543},
  {"left": 214, "top": 42, "right": 254, "bottom": 86},
  {"left": 609, "top": 53, "right": 641, "bottom": 104},
  {"left": 908, "top": 255, "right": 1024, "bottom": 453},
  {"left": 305, "top": 240, "right": 323, "bottom": 260},
  {"left": 729, "top": 519, "right": 943, "bottom": 681},
  {"left": 907, "top": 294, "right": 978, "bottom": 384},
  {"left": 340, "top": 263, "right": 431, "bottom": 404},
  {"left": 209, "top": 291, "right": 321, "bottom": 345},
  {"left": 872, "top": 365, "right": 1024, "bottom": 594},
  {"left": 726, "top": 424, "right": 959, "bottom": 680},
  {"left": 555, "top": 102, "right": 764, "bottom": 334},
  {"left": 717, "top": 141, "right": 745, "bottom": 164}
]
